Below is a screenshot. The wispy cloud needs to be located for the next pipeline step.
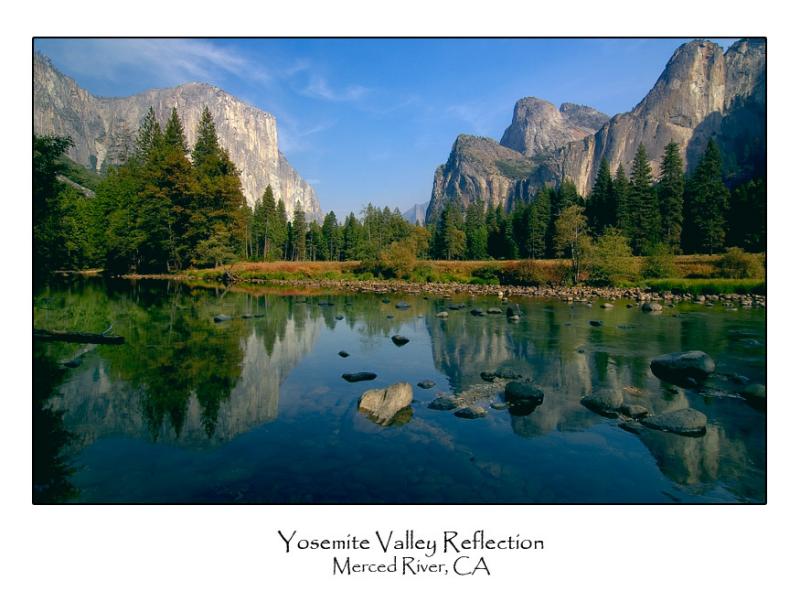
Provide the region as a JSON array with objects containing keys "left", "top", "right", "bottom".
[
  {"left": 445, "top": 101, "right": 508, "bottom": 137},
  {"left": 36, "top": 39, "right": 271, "bottom": 88},
  {"left": 278, "top": 117, "right": 337, "bottom": 154},
  {"left": 301, "top": 74, "right": 369, "bottom": 102}
]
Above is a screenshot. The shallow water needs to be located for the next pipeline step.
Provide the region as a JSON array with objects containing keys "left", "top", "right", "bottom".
[{"left": 33, "top": 278, "right": 766, "bottom": 503}]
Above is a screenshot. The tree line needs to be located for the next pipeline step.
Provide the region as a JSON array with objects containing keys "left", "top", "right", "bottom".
[
  {"left": 429, "top": 140, "right": 765, "bottom": 262},
  {"left": 34, "top": 109, "right": 764, "bottom": 279}
]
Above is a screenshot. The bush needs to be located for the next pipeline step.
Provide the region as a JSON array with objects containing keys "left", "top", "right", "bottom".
[
  {"left": 358, "top": 240, "right": 417, "bottom": 279},
  {"left": 641, "top": 243, "right": 677, "bottom": 279},
  {"left": 499, "top": 260, "right": 550, "bottom": 286},
  {"left": 586, "top": 229, "right": 638, "bottom": 286},
  {"left": 716, "top": 247, "right": 765, "bottom": 279},
  {"left": 470, "top": 263, "right": 503, "bottom": 284}
]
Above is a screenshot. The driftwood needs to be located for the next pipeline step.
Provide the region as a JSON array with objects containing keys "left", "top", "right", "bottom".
[{"left": 34, "top": 329, "right": 125, "bottom": 345}]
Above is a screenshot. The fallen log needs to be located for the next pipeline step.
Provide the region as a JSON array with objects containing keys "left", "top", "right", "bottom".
[{"left": 34, "top": 329, "right": 125, "bottom": 345}]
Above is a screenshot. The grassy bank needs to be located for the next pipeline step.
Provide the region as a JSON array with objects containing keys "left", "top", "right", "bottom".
[{"left": 176, "top": 253, "right": 764, "bottom": 294}]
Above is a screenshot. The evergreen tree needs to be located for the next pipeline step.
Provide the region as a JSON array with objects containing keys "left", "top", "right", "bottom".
[
  {"left": 612, "top": 164, "right": 630, "bottom": 234},
  {"left": 657, "top": 141, "right": 685, "bottom": 251},
  {"left": 341, "top": 212, "right": 363, "bottom": 260},
  {"left": 321, "top": 211, "right": 341, "bottom": 260},
  {"left": 291, "top": 203, "right": 307, "bottom": 260},
  {"left": 627, "top": 144, "right": 660, "bottom": 254},
  {"left": 530, "top": 187, "right": 552, "bottom": 259},
  {"left": 275, "top": 199, "right": 289, "bottom": 259},
  {"left": 727, "top": 178, "right": 765, "bottom": 251},
  {"left": 433, "top": 204, "right": 466, "bottom": 259},
  {"left": 163, "top": 107, "right": 189, "bottom": 154},
  {"left": 134, "top": 107, "right": 162, "bottom": 162},
  {"left": 683, "top": 140, "right": 730, "bottom": 253},
  {"left": 464, "top": 201, "right": 488, "bottom": 259},
  {"left": 586, "top": 158, "right": 615, "bottom": 234}
]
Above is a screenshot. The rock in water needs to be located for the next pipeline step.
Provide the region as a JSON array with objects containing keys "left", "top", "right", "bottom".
[
  {"left": 620, "top": 404, "right": 649, "bottom": 419},
  {"left": 436, "top": 311, "right": 449, "bottom": 319},
  {"left": 391, "top": 335, "right": 410, "bottom": 346},
  {"left": 454, "top": 406, "right": 488, "bottom": 419},
  {"left": 470, "top": 308, "right": 486, "bottom": 316},
  {"left": 506, "top": 304, "right": 521, "bottom": 318},
  {"left": 359, "top": 382, "right": 413, "bottom": 426},
  {"left": 742, "top": 383, "right": 766, "bottom": 407},
  {"left": 505, "top": 382, "right": 545, "bottom": 415},
  {"left": 642, "top": 408, "right": 708, "bottom": 435},
  {"left": 487, "top": 307, "right": 503, "bottom": 314},
  {"left": 641, "top": 302, "right": 663, "bottom": 312},
  {"left": 589, "top": 320, "right": 603, "bottom": 327},
  {"left": 650, "top": 351, "right": 716, "bottom": 386},
  {"left": 395, "top": 302, "right": 410, "bottom": 309},
  {"left": 342, "top": 372, "right": 378, "bottom": 383},
  {"left": 417, "top": 380, "right": 436, "bottom": 389},
  {"left": 213, "top": 314, "right": 232, "bottom": 323},
  {"left": 428, "top": 397, "right": 458, "bottom": 411},
  {"left": 338, "top": 351, "right": 350, "bottom": 358},
  {"left": 581, "top": 388, "right": 624, "bottom": 417}
]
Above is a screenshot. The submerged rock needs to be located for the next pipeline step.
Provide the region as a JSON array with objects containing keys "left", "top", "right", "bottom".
[
  {"left": 505, "top": 382, "right": 545, "bottom": 415},
  {"left": 506, "top": 304, "right": 521, "bottom": 318},
  {"left": 454, "top": 406, "right": 487, "bottom": 419},
  {"left": 620, "top": 404, "right": 649, "bottom": 419},
  {"left": 742, "top": 383, "right": 766, "bottom": 406},
  {"left": 338, "top": 350, "right": 350, "bottom": 358},
  {"left": 213, "top": 314, "right": 232, "bottom": 323},
  {"left": 581, "top": 388, "right": 624, "bottom": 417},
  {"left": 436, "top": 311, "right": 449, "bottom": 319},
  {"left": 428, "top": 397, "right": 458, "bottom": 411},
  {"left": 335, "top": 314, "right": 344, "bottom": 320},
  {"left": 487, "top": 307, "right": 503, "bottom": 314},
  {"left": 589, "top": 320, "right": 603, "bottom": 327},
  {"left": 359, "top": 382, "right": 414, "bottom": 426},
  {"left": 642, "top": 408, "right": 708, "bottom": 436},
  {"left": 395, "top": 301, "right": 410, "bottom": 309},
  {"left": 342, "top": 372, "right": 378, "bottom": 383},
  {"left": 641, "top": 302, "right": 663, "bottom": 312},
  {"left": 470, "top": 308, "right": 486, "bottom": 316},
  {"left": 391, "top": 334, "right": 410, "bottom": 346},
  {"left": 650, "top": 351, "right": 716, "bottom": 386},
  {"left": 417, "top": 380, "right": 436, "bottom": 389}
]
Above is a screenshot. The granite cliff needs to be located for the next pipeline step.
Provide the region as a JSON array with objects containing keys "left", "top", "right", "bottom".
[
  {"left": 426, "top": 38, "right": 765, "bottom": 223},
  {"left": 33, "top": 52, "right": 322, "bottom": 221}
]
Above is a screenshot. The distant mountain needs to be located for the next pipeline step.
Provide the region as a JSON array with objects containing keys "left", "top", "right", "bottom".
[
  {"left": 33, "top": 52, "right": 323, "bottom": 221},
  {"left": 426, "top": 38, "right": 765, "bottom": 224},
  {"left": 402, "top": 202, "right": 429, "bottom": 225}
]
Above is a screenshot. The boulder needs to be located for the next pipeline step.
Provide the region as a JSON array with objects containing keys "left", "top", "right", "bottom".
[
  {"left": 742, "top": 383, "right": 766, "bottom": 405},
  {"left": 589, "top": 320, "right": 603, "bottom": 327},
  {"left": 342, "top": 372, "right": 378, "bottom": 383},
  {"left": 391, "top": 335, "right": 410, "bottom": 346},
  {"left": 454, "top": 406, "right": 488, "bottom": 419},
  {"left": 506, "top": 304, "right": 521, "bottom": 318},
  {"left": 428, "top": 397, "right": 458, "bottom": 411},
  {"left": 436, "top": 311, "right": 449, "bottom": 319},
  {"left": 642, "top": 408, "right": 708, "bottom": 436},
  {"left": 338, "top": 350, "right": 350, "bottom": 358},
  {"left": 505, "top": 382, "right": 545, "bottom": 415},
  {"left": 470, "top": 308, "right": 486, "bottom": 316},
  {"left": 620, "top": 404, "right": 649, "bottom": 419},
  {"left": 395, "top": 302, "right": 410, "bottom": 309},
  {"left": 417, "top": 380, "right": 436, "bottom": 389},
  {"left": 359, "top": 382, "right": 414, "bottom": 426},
  {"left": 495, "top": 367, "right": 523, "bottom": 380},
  {"left": 213, "top": 314, "right": 232, "bottom": 323},
  {"left": 487, "top": 307, "right": 503, "bottom": 314},
  {"left": 650, "top": 351, "right": 716, "bottom": 386},
  {"left": 641, "top": 302, "right": 663, "bottom": 312},
  {"left": 581, "top": 388, "right": 624, "bottom": 417},
  {"left": 602, "top": 303, "right": 614, "bottom": 309}
]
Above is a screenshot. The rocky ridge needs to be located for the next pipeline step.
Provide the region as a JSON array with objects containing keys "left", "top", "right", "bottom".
[{"left": 33, "top": 52, "right": 322, "bottom": 221}]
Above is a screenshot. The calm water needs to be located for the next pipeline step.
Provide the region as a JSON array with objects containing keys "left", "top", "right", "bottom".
[{"left": 33, "top": 278, "right": 766, "bottom": 504}]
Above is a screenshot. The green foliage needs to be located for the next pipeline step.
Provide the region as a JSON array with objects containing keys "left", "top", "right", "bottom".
[
  {"left": 626, "top": 143, "right": 660, "bottom": 254},
  {"left": 715, "top": 247, "right": 765, "bottom": 279},
  {"left": 499, "top": 260, "right": 551, "bottom": 286},
  {"left": 586, "top": 157, "right": 615, "bottom": 235},
  {"left": 494, "top": 158, "right": 533, "bottom": 179},
  {"left": 586, "top": 228, "right": 638, "bottom": 286},
  {"left": 657, "top": 141, "right": 685, "bottom": 251},
  {"left": 727, "top": 178, "right": 765, "bottom": 251},
  {"left": 362, "top": 239, "right": 418, "bottom": 279},
  {"left": 554, "top": 204, "right": 591, "bottom": 284},
  {"left": 464, "top": 200, "right": 488, "bottom": 259},
  {"left": 644, "top": 278, "right": 765, "bottom": 295},
  {"left": 641, "top": 243, "right": 677, "bottom": 279},
  {"left": 433, "top": 203, "right": 467, "bottom": 260},
  {"left": 683, "top": 140, "right": 730, "bottom": 253}
]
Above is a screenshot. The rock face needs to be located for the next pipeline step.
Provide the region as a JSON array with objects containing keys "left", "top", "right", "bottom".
[
  {"left": 402, "top": 202, "right": 429, "bottom": 225},
  {"left": 426, "top": 135, "right": 537, "bottom": 221},
  {"left": 359, "top": 382, "right": 414, "bottom": 425},
  {"left": 500, "top": 97, "right": 608, "bottom": 157},
  {"left": 33, "top": 52, "right": 322, "bottom": 221},
  {"left": 426, "top": 38, "right": 765, "bottom": 221}
]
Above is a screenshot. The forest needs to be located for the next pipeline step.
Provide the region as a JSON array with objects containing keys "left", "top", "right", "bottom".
[{"left": 33, "top": 108, "right": 765, "bottom": 282}]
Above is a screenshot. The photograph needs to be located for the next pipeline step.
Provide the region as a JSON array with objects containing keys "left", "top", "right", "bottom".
[{"left": 32, "top": 36, "right": 766, "bottom": 505}]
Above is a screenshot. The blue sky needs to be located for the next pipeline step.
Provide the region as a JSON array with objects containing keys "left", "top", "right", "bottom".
[{"left": 34, "top": 38, "right": 736, "bottom": 217}]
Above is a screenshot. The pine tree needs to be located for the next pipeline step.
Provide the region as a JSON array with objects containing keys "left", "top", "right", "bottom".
[
  {"left": 276, "top": 199, "right": 289, "bottom": 259},
  {"left": 587, "top": 157, "right": 615, "bottom": 234},
  {"left": 612, "top": 164, "right": 630, "bottom": 234},
  {"left": 291, "top": 202, "right": 307, "bottom": 260},
  {"left": 627, "top": 144, "right": 660, "bottom": 254},
  {"left": 134, "top": 107, "right": 162, "bottom": 161},
  {"left": 163, "top": 108, "right": 189, "bottom": 154},
  {"left": 321, "top": 211, "right": 341, "bottom": 260},
  {"left": 683, "top": 140, "right": 730, "bottom": 253},
  {"left": 464, "top": 201, "right": 488, "bottom": 259},
  {"left": 530, "top": 187, "right": 552, "bottom": 259},
  {"left": 727, "top": 178, "right": 765, "bottom": 251},
  {"left": 657, "top": 141, "right": 685, "bottom": 251}
]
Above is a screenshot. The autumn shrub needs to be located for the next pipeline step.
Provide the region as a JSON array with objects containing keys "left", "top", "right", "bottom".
[
  {"left": 586, "top": 229, "right": 638, "bottom": 286},
  {"left": 641, "top": 243, "right": 677, "bottom": 279},
  {"left": 715, "top": 247, "right": 765, "bottom": 279}
]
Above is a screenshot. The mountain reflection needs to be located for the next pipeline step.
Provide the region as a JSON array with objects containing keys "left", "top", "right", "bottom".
[{"left": 36, "top": 280, "right": 319, "bottom": 447}]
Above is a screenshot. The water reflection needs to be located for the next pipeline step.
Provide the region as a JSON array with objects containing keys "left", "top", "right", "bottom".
[{"left": 33, "top": 278, "right": 766, "bottom": 503}]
